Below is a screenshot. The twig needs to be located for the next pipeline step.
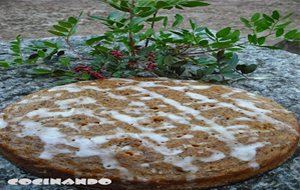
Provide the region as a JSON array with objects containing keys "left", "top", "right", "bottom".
[
  {"left": 128, "top": 0, "right": 136, "bottom": 56},
  {"left": 145, "top": 11, "right": 158, "bottom": 48},
  {"left": 65, "top": 38, "right": 83, "bottom": 60}
]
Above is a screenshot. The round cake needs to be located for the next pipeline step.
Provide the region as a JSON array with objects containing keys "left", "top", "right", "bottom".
[{"left": 0, "top": 78, "right": 299, "bottom": 189}]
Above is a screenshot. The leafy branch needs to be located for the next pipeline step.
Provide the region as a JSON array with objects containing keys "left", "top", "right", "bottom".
[{"left": 1, "top": 0, "right": 299, "bottom": 85}]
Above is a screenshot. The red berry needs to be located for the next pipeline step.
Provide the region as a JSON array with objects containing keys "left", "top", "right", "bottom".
[
  {"left": 128, "top": 60, "right": 137, "bottom": 69},
  {"left": 90, "top": 71, "right": 104, "bottom": 79},
  {"left": 111, "top": 50, "right": 126, "bottom": 58},
  {"left": 147, "top": 52, "right": 156, "bottom": 62},
  {"left": 146, "top": 62, "right": 156, "bottom": 71},
  {"left": 73, "top": 65, "right": 93, "bottom": 73}
]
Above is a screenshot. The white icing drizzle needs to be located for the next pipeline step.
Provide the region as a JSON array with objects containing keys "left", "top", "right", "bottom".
[
  {"left": 17, "top": 93, "right": 62, "bottom": 104},
  {"left": 17, "top": 120, "right": 70, "bottom": 160},
  {"left": 185, "top": 92, "right": 217, "bottom": 103},
  {"left": 48, "top": 84, "right": 85, "bottom": 92},
  {"left": 55, "top": 97, "right": 97, "bottom": 109},
  {"left": 199, "top": 150, "right": 226, "bottom": 162},
  {"left": 235, "top": 99, "right": 271, "bottom": 114},
  {"left": 26, "top": 108, "right": 96, "bottom": 118},
  {"left": 106, "top": 92, "right": 127, "bottom": 100},
  {"left": 18, "top": 96, "right": 52, "bottom": 104},
  {"left": 4, "top": 78, "right": 297, "bottom": 181},
  {"left": 179, "top": 134, "right": 194, "bottom": 139},
  {"left": 128, "top": 102, "right": 146, "bottom": 107},
  {"left": 157, "top": 111, "right": 190, "bottom": 124},
  {"left": 231, "top": 142, "right": 270, "bottom": 168},
  {"left": 60, "top": 122, "right": 80, "bottom": 131},
  {"left": 165, "top": 156, "right": 198, "bottom": 173}
]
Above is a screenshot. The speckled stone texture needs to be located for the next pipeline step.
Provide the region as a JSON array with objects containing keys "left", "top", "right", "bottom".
[{"left": 0, "top": 37, "right": 299, "bottom": 190}]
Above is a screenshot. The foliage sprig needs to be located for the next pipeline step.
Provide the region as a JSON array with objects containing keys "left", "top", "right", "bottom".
[{"left": 1, "top": 0, "right": 299, "bottom": 84}]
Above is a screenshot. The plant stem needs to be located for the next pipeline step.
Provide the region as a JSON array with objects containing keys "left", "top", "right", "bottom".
[
  {"left": 145, "top": 11, "right": 158, "bottom": 47},
  {"left": 65, "top": 38, "right": 83, "bottom": 60},
  {"left": 128, "top": 0, "right": 136, "bottom": 56}
]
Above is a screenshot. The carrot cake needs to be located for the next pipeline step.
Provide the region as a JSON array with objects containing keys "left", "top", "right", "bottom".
[{"left": 0, "top": 77, "right": 299, "bottom": 189}]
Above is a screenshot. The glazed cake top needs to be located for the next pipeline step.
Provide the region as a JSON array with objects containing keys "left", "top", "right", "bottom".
[{"left": 0, "top": 78, "right": 299, "bottom": 181}]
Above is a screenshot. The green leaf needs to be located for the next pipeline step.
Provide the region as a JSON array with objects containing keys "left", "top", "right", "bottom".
[
  {"left": 130, "top": 17, "right": 145, "bottom": 26},
  {"left": 262, "top": 14, "right": 274, "bottom": 23},
  {"left": 146, "top": 16, "right": 166, "bottom": 22},
  {"left": 276, "top": 28, "right": 284, "bottom": 37},
  {"left": 138, "top": 45, "right": 155, "bottom": 56},
  {"left": 257, "top": 37, "right": 266, "bottom": 45},
  {"left": 112, "top": 71, "right": 124, "bottom": 78},
  {"left": 240, "top": 17, "right": 252, "bottom": 28},
  {"left": 138, "top": 9, "right": 157, "bottom": 17},
  {"left": 180, "top": 1, "right": 209, "bottom": 7},
  {"left": 48, "top": 30, "right": 67, "bottom": 37},
  {"left": 164, "top": 55, "right": 174, "bottom": 65},
  {"left": 211, "top": 41, "right": 233, "bottom": 49},
  {"left": 94, "top": 45, "right": 110, "bottom": 54},
  {"left": 163, "top": 16, "right": 168, "bottom": 27},
  {"left": 275, "top": 20, "right": 292, "bottom": 30},
  {"left": 10, "top": 46, "right": 20, "bottom": 53},
  {"left": 220, "top": 54, "right": 239, "bottom": 73},
  {"left": 228, "top": 53, "right": 239, "bottom": 65},
  {"left": 199, "top": 40, "right": 208, "bottom": 46},
  {"left": 205, "top": 28, "right": 215, "bottom": 38},
  {"left": 32, "top": 68, "right": 53, "bottom": 75},
  {"left": 272, "top": 10, "right": 280, "bottom": 20},
  {"left": 68, "top": 17, "right": 78, "bottom": 24},
  {"left": 28, "top": 54, "right": 39, "bottom": 60},
  {"left": 282, "top": 12, "right": 293, "bottom": 20},
  {"left": 81, "top": 73, "right": 91, "bottom": 80},
  {"left": 0, "top": 61, "right": 9, "bottom": 68},
  {"left": 37, "top": 50, "right": 45, "bottom": 58},
  {"left": 132, "top": 24, "right": 144, "bottom": 33},
  {"left": 248, "top": 34, "right": 257, "bottom": 44},
  {"left": 251, "top": 13, "right": 260, "bottom": 22},
  {"left": 86, "top": 36, "right": 106, "bottom": 46},
  {"left": 59, "top": 57, "right": 71, "bottom": 67},
  {"left": 156, "top": 1, "right": 169, "bottom": 9},
  {"left": 227, "top": 30, "right": 240, "bottom": 41},
  {"left": 172, "top": 14, "right": 184, "bottom": 27},
  {"left": 53, "top": 25, "right": 69, "bottom": 33},
  {"left": 189, "top": 19, "right": 196, "bottom": 30},
  {"left": 140, "top": 29, "right": 155, "bottom": 40},
  {"left": 13, "top": 58, "right": 23, "bottom": 64},
  {"left": 58, "top": 21, "right": 73, "bottom": 28},
  {"left": 108, "top": 1, "right": 129, "bottom": 12},
  {"left": 254, "top": 19, "right": 271, "bottom": 32},
  {"left": 284, "top": 29, "right": 298, "bottom": 39},
  {"left": 236, "top": 64, "right": 258, "bottom": 74},
  {"left": 227, "top": 47, "right": 243, "bottom": 51},
  {"left": 216, "top": 27, "right": 231, "bottom": 38},
  {"left": 43, "top": 41, "right": 58, "bottom": 49}
]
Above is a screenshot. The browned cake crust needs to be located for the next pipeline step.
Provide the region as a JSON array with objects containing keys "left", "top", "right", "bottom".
[{"left": 0, "top": 78, "right": 299, "bottom": 190}]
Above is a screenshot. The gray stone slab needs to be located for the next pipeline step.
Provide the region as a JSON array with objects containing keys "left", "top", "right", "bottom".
[{"left": 0, "top": 36, "right": 299, "bottom": 190}]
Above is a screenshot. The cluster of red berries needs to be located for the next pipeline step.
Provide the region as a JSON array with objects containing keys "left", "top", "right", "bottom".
[
  {"left": 127, "top": 60, "right": 137, "bottom": 69},
  {"left": 89, "top": 71, "right": 104, "bottom": 79},
  {"left": 111, "top": 50, "right": 127, "bottom": 58},
  {"left": 110, "top": 49, "right": 157, "bottom": 71},
  {"left": 146, "top": 52, "right": 157, "bottom": 71},
  {"left": 73, "top": 65, "right": 104, "bottom": 79},
  {"left": 73, "top": 65, "right": 93, "bottom": 73}
]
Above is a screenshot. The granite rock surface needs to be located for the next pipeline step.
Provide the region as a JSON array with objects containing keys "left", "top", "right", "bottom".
[{"left": 0, "top": 37, "right": 299, "bottom": 190}]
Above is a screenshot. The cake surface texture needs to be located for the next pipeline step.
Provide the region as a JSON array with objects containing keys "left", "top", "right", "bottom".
[{"left": 0, "top": 77, "right": 299, "bottom": 189}]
